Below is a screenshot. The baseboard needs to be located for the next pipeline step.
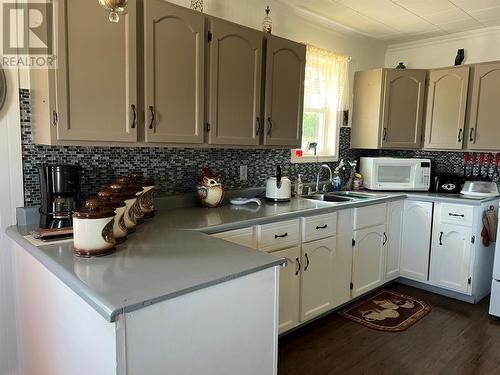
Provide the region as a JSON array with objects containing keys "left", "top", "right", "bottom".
[{"left": 396, "top": 277, "right": 479, "bottom": 304}]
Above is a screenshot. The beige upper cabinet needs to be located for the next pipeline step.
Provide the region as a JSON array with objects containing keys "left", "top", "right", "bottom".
[
  {"left": 207, "top": 18, "right": 263, "bottom": 146},
  {"left": 31, "top": 0, "right": 138, "bottom": 144},
  {"left": 263, "top": 35, "right": 306, "bottom": 148},
  {"left": 351, "top": 69, "right": 426, "bottom": 150},
  {"left": 466, "top": 61, "right": 500, "bottom": 150},
  {"left": 424, "top": 67, "right": 470, "bottom": 150},
  {"left": 144, "top": 0, "right": 205, "bottom": 144}
]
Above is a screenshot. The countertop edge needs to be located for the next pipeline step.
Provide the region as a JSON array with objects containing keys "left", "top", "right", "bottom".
[{"left": 6, "top": 226, "right": 285, "bottom": 322}]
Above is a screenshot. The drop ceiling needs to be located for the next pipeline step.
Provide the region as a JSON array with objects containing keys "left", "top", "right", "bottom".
[{"left": 280, "top": 0, "right": 500, "bottom": 43}]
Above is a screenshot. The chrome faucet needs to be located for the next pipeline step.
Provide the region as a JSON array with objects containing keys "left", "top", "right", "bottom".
[{"left": 315, "top": 164, "right": 333, "bottom": 193}]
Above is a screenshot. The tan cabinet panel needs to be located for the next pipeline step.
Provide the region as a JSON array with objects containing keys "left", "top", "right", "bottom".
[
  {"left": 466, "top": 61, "right": 500, "bottom": 150},
  {"left": 54, "top": 0, "right": 137, "bottom": 142},
  {"left": 263, "top": 35, "right": 305, "bottom": 147},
  {"left": 207, "top": 19, "right": 262, "bottom": 145},
  {"left": 144, "top": 0, "right": 204, "bottom": 144},
  {"left": 381, "top": 69, "right": 426, "bottom": 149},
  {"left": 424, "top": 67, "right": 469, "bottom": 150}
]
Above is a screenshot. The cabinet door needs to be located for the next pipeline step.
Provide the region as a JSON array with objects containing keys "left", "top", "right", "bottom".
[
  {"left": 467, "top": 62, "right": 500, "bottom": 150},
  {"left": 55, "top": 0, "right": 137, "bottom": 142},
  {"left": 144, "top": 0, "right": 204, "bottom": 143},
  {"left": 263, "top": 35, "right": 305, "bottom": 147},
  {"left": 386, "top": 201, "right": 403, "bottom": 281},
  {"left": 381, "top": 69, "right": 426, "bottom": 149},
  {"left": 300, "top": 237, "right": 336, "bottom": 321},
  {"left": 273, "top": 247, "right": 301, "bottom": 334},
  {"left": 430, "top": 223, "right": 472, "bottom": 294},
  {"left": 401, "top": 200, "right": 433, "bottom": 282},
  {"left": 352, "top": 225, "right": 386, "bottom": 298},
  {"left": 424, "top": 67, "right": 470, "bottom": 150},
  {"left": 208, "top": 19, "right": 262, "bottom": 145}
]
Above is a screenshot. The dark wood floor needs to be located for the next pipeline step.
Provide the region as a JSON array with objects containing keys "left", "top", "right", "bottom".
[{"left": 278, "top": 283, "right": 500, "bottom": 375}]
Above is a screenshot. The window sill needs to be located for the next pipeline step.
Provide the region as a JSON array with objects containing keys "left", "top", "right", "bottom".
[{"left": 290, "top": 154, "right": 339, "bottom": 164}]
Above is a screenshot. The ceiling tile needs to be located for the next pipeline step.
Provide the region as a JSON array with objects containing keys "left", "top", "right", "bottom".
[
  {"left": 468, "top": 6, "right": 500, "bottom": 20},
  {"left": 423, "top": 8, "right": 472, "bottom": 24},
  {"left": 450, "top": 0, "right": 500, "bottom": 12},
  {"left": 337, "top": 0, "right": 410, "bottom": 22},
  {"left": 393, "top": 0, "right": 455, "bottom": 15},
  {"left": 438, "top": 18, "right": 483, "bottom": 32},
  {"left": 382, "top": 14, "right": 439, "bottom": 33}
]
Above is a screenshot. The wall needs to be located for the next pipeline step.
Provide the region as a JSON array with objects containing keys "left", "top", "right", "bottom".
[{"left": 385, "top": 26, "right": 500, "bottom": 69}]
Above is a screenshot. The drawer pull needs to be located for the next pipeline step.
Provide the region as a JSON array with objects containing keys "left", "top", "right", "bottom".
[
  {"left": 304, "top": 253, "right": 310, "bottom": 271},
  {"left": 274, "top": 232, "right": 288, "bottom": 239},
  {"left": 295, "top": 257, "right": 301, "bottom": 276},
  {"left": 449, "top": 213, "right": 465, "bottom": 218},
  {"left": 316, "top": 224, "right": 328, "bottom": 230}
]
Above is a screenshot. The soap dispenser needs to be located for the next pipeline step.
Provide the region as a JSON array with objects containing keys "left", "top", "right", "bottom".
[{"left": 296, "top": 174, "right": 304, "bottom": 196}]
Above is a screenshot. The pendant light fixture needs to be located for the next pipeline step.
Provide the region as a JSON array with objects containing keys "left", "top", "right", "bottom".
[{"left": 98, "top": 0, "right": 128, "bottom": 23}]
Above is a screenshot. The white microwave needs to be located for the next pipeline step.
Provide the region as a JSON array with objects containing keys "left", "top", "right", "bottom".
[{"left": 360, "top": 157, "right": 431, "bottom": 191}]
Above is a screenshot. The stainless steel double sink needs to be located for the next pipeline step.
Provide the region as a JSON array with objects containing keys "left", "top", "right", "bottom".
[{"left": 300, "top": 191, "right": 386, "bottom": 203}]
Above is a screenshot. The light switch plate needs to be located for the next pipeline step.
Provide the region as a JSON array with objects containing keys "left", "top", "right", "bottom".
[{"left": 240, "top": 165, "right": 248, "bottom": 181}]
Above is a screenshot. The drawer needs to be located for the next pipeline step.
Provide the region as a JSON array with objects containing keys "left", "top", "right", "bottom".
[
  {"left": 354, "top": 203, "right": 387, "bottom": 230},
  {"left": 302, "top": 213, "right": 337, "bottom": 243},
  {"left": 211, "top": 227, "right": 257, "bottom": 249},
  {"left": 258, "top": 219, "right": 300, "bottom": 252},
  {"left": 439, "top": 203, "right": 474, "bottom": 226}
]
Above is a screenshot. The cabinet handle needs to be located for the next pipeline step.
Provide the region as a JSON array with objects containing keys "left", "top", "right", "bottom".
[
  {"left": 148, "top": 106, "right": 155, "bottom": 130},
  {"left": 383, "top": 232, "right": 388, "bottom": 246},
  {"left": 469, "top": 128, "right": 475, "bottom": 142},
  {"left": 383, "top": 128, "right": 388, "bottom": 141},
  {"left": 274, "top": 232, "right": 288, "bottom": 239},
  {"left": 295, "top": 257, "right": 301, "bottom": 276},
  {"left": 256, "top": 117, "right": 261, "bottom": 136},
  {"left": 439, "top": 231, "right": 444, "bottom": 246},
  {"left": 304, "top": 253, "right": 310, "bottom": 271},
  {"left": 131, "top": 104, "right": 137, "bottom": 129},
  {"left": 458, "top": 129, "right": 462, "bottom": 142},
  {"left": 316, "top": 224, "right": 328, "bottom": 230},
  {"left": 449, "top": 213, "right": 465, "bottom": 218},
  {"left": 52, "top": 110, "right": 58, "bottom": 126},
  {"left": 267, "top": 117, "right": 273, "bottom": 136}
]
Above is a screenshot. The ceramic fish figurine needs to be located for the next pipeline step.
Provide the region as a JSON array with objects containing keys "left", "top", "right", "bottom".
[{"left": 197, "top": 168, "right": 224, "bottom": 208}]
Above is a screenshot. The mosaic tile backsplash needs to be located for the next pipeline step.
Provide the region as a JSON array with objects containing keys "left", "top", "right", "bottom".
[{"left": 20, "top": 89, "right": 467, "bottom": 206}]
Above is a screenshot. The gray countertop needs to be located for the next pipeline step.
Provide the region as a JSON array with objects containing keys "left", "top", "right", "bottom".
[{"left": 6, "top": 190, "right": 497, "bottom": 323}]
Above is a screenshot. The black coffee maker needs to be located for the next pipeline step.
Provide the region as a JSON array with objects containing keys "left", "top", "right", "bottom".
[{"left": 39, "top": 165, "right": 82, "bottom": 229}]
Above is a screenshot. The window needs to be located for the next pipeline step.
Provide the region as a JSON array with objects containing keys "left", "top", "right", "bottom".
[{"left": 292, "top": 45, "right": 351, "bottom": 163}]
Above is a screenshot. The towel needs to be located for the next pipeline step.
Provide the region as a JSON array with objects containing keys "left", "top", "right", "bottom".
[{"left": 482, "top": 207, "right": 498, "bottom": 246}]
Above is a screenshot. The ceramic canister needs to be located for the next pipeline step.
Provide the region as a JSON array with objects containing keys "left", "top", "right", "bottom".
[
  {"left": 73, "top": 198, "right": 116, "bottom": 258},
  {"left": 131, "top": 171, "right": 155, "bottom": 217},
  {"left": 109, "top": 183, "right": 137, "bottom": 233},
  {"left": 97, "top": 190, "right": 128, "bottom": 243},
  {"left": 116, "top": 176, "right": 145, "bottom": 224}
]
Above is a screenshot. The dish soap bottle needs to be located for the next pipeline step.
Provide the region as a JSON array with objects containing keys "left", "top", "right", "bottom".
[
  {"left": 332, "top": 168, "right": 341, "bottom": 191},
  {"left": 296, "top": 174, "right": 304, "bottom": 196}
]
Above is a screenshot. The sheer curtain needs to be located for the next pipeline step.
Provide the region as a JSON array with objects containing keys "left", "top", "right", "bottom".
[{"left": 303, "top": 45, "right": 351, "bottom": 157}]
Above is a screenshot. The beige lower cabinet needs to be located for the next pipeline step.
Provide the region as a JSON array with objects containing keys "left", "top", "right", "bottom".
[
  {"left": 300, "top": 237, "right": 337, "bottom": 321},
  {"left": 273, "top": 247, "right": 301, "bottom": 334},
  {"left": 386, "top": 201, "right": 403, "bottom": 281},
  {"left": 466, "top": 61, "right": 500, "bottom": 150}
]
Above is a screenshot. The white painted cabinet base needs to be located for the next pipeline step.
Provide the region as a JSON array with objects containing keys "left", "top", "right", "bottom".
[{"left": 13, "top": 240, "right": 279, "bottom": 375}]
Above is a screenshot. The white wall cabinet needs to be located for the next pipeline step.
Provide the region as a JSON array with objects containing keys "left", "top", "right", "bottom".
[
  {"left": 300, "top": 237, "right": 337, "bottom": 321},
  {"left": 352, "top": 224, "right": 386, "bottom": 298},
  {"left": 273, "top": 246, "right": 301, "bottom": 334},
  {"left": 401, "top": 200, "right": 433, "bottom": 282},
  {"left": 386, "top": 201, "right": 403, "bottom": 281}
]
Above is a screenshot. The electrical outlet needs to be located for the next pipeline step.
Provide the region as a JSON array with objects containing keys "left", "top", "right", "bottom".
[{"left": 240, "top": 165, "right": 248, "bottom": 181}]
